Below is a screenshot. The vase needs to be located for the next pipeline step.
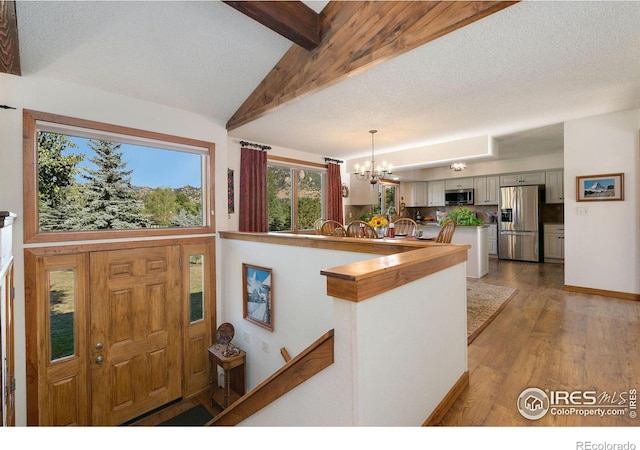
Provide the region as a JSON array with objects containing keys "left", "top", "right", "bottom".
[{"left": 374, "top": 225, "right": 388, "bottom": 239}]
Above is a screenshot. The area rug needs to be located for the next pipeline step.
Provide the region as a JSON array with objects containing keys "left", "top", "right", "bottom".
[
  {"left": 158, "top": 404, "right": 214, "bottom": 426},
  {"left": 467, "top": 281, "right": 518, "bottom": 345}
]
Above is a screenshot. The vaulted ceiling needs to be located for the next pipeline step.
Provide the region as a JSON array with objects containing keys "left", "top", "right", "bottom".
[{"left": 3, "top": 1, "right": 640, "bottom": 173}]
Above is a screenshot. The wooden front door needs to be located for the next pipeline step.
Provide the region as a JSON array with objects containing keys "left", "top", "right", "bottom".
[{"left": 89, "top": 246, "right": 182, "bottom": 425}]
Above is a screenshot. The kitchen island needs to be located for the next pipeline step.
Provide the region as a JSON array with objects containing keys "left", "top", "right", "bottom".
[{"left": 418, "top": 223, "right": 489, "bottom": 278}]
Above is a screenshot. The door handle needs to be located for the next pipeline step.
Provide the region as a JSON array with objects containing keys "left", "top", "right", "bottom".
[
  {"left": 95, "top": 342, "right": 103, "bottom": 350},
  {"left": 95, "top": 356, "right": 104, "bottom": 364}
]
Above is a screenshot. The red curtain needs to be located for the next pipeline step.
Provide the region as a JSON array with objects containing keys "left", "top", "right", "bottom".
[
  {"left": 239, "top": 147, "right": 267, "bottom": 232},
  {"left": 326, "top": 161, "right": 344, "bottom": 223}
]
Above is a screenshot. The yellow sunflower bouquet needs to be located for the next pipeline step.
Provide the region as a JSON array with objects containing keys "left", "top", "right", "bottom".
[{"left": 368, "top": 216, "right": 389, "bottom": 228}]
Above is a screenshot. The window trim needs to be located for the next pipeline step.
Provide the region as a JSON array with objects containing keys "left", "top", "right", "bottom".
[{"left": 23, "top": 109, "right": 216, "bottom": 243}]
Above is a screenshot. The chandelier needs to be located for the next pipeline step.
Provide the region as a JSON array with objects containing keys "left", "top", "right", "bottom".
[
  {"left": 450, "top": 162, "right": 467, "bottom": 171},
  {"left": 353, "top": 130, "right": 392, "bottom": 185}
]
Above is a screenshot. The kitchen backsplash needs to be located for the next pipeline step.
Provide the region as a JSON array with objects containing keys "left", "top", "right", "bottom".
[
  {"left": 344, "top": 203, "right": 564, "bottom": 224},
  {"left": 404, "top": 203, "right": 564, "bottom": 224}
]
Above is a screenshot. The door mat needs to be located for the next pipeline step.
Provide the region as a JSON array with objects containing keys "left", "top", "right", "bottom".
[
  {"left": 467, "top": 281, "right": 518, "bottom": 345},
  {"left": 158, "top": 404, "right": 214, "bottom": 426}
]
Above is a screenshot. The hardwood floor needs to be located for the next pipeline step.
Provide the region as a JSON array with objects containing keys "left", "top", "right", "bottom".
[
  {"left": 439, "top": 258, "right": 640, "bottom": 426},
  {"left": 129, "top": 258, "right": 639, "bottom": 426}
]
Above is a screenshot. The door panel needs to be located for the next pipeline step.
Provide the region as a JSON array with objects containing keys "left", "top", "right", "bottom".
[
  {"left": 90, "top": 246, "right": 181, "bottom": 425},
  {"left": 499, "top": 231, "right": 540, "bottom": 262},
  {"left": 182, "top": 243, "right": 214, "bottom": 398},
  {"left": 31, "top": 253, "right": 90, "bottom": 426}
]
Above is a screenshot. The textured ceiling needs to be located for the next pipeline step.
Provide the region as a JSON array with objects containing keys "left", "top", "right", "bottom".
[{"left": 14, "top": 1, "right": 640, "bottom": 172}]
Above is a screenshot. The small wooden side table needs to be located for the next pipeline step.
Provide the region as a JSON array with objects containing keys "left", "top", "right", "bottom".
[{"left": 208, "top": 345, "right": 246, "bottom": 410}]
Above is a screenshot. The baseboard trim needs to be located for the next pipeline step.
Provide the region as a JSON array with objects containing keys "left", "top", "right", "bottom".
[
  {"left": 422, "top": 370, "right": 469, "bottom": 426},
  {"left": 564, "top": 285, "right": 640, "bottom": 302}
]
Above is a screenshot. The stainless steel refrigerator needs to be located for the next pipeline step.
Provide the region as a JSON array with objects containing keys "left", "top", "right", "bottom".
[{"left": 498, "top": 185, "right": 544, "bottom": 262}]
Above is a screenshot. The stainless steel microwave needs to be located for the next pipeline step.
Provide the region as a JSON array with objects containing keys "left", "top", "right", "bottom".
[{"left": 445, "top": 189, "right": 474, "bottom": 206}]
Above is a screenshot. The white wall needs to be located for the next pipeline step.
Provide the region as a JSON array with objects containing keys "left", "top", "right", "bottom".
[
  {"left": 218, "top": 237, "right": 376, "bottom": 388},
  {"left": 237, "top": 247, "right": 467, "bottom": 426},
  {"left": 0, "top": 72, "right": 228, "bottom": 426},
  {"left": 564, "top": 108, "right": 640, "bottom": 294}
]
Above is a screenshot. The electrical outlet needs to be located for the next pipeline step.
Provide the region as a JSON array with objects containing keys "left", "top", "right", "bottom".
[
  {"left": 243, "top": 331, "right": 251, "bottom": 343},
  {"left": 262, "top": 340, "right": 269, "bottom": 353},
  {"left": 576, "top": 206, "right": 588, "bottom": 216}
]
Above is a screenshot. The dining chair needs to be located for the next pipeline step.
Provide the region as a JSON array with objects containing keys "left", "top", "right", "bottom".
[
  {"left": 320, "top": 220, "right": 346, "bottom": 236},
  {"left": 436, "top": 219, "right": 457, "bottom": 243},
  {"left": 392, "top": 218, "right": 418, "bottom": 237},
  {"left": 313, "top": 218, "right": 326, "bottom": 235},
  {"left": 345, "top": 220, "right": 378, "bottom": 239}
]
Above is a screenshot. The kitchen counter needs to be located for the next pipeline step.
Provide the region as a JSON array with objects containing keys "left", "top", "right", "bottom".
[{"left": 418, "top": 223, "right": 489, "bottom": 278}]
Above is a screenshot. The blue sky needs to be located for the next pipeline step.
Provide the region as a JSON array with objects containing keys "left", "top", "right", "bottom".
[
  {"left": 583, "top": 178, "right": 614, "bottom": 189},
  {"left": 67, "top": 137, "right": 202, "bottom": 189}
]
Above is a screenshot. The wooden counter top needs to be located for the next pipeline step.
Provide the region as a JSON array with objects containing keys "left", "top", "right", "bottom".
[{"left": 219, "top": 231, "right": 470, "bottom": 302}]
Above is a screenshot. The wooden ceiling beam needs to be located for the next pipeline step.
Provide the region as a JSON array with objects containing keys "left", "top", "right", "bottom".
[
  {"left": 226, "top": 1, "right": 518, "bottom": 132},
  {"left": 0, "top": 0, "right": 20, "bottom": 76},
  {"left": 223, "top": 1, "right": 320, "bottom": 51}
]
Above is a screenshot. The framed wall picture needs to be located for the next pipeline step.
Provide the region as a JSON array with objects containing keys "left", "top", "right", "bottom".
[
  {"left": 576, "top": 173, "right": 624, "bottom": 202},
  {"left": 242, "top": 263, "right": 273, "bottom": 331}
]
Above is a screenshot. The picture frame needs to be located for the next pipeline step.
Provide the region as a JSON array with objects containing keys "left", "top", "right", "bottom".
[
  {"left": 242, "top": 263, "right": 273, "bottom": 331},
  {"left": 576, "top": 173, "right": 624, "bottom": 202}
]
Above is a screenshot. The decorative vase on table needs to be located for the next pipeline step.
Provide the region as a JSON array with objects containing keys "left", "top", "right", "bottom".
[{"left": 369, "top": 216, "right": 389, "bottom": 239}]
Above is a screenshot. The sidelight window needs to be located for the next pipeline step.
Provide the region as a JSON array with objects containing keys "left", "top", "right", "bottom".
[
  {"left": 189, "top": 254, "right": 204, "bottom": 323},
  {"left": 49, "top": 269, "right": 76, "bottom": 361}
]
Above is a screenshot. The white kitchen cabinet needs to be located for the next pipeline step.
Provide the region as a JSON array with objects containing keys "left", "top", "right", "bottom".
[
  {"left": 545, "top": 170, "right": 564, "bottom": 203},
  {"left": 500, "top": 171, "right": 546, "bottom": 186},
  {"left": 349, "top": 174, "right": 379, "bottom": 205},
  {"left": 445, "top": 178, "right": 474, "bottom": 190},
  {"left": 427, "top": 180, "right": 445, "bottom": 207},
  {"left": 544, "top": 223, "right": 565, "bottom": 261},
  {"left": 401, "top": 182, "right": 428, "bottom": 207},
  {"left": 487, "top": 223, "right": 498, "bottom": 255},
  {"left": 473, "top": 176, "right": 499, "bottom": 205}
]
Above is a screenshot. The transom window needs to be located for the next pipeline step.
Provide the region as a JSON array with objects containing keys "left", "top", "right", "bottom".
[{"left": 23, "top": 110, "right": 215, "bottom": 243}]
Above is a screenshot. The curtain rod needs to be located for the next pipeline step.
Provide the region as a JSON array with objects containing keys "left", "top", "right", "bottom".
[
  {"left": 324, "top": 157, "right": 343, "bottom": 164},
  {"left": 239, "top": 140, "right": 271, "bottom": 151}
]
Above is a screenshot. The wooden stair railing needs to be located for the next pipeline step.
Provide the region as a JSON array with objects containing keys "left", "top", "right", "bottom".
[
  {"left": 280, "top": 347, "right": 291, "bottom": 362},
  {"left": 207, "top": 329, "right": 334, "bottom": 426}
]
